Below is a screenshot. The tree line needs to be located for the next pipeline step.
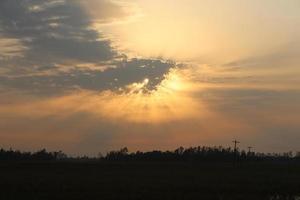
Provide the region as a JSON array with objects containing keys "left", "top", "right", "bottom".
[
  {"left": 0, "top": 146, "right": 299, "bottom": 162},
  {"left": 104, "top": 146, "right": 300, "bottom": 162},
  {"left": 0, "top": 148, "right": 67, "bottom": 161}
]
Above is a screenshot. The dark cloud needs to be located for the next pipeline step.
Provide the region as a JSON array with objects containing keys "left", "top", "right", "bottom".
[
  {"left": 0, "top": 0, "right": 116, "bottom": 63},
  {"left": 0, "top": 0, "right": 176, "bottom": 94},
  {"left": 0, "top": 58, "right": 175, "bottom": 95}
]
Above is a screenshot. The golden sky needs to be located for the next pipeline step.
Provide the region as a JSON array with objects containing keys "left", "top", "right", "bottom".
[{"left": 0, "top": 0, "right": 300, "bottom": 155}]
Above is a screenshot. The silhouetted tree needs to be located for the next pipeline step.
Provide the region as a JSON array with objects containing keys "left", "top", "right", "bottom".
[
  {"left": 0, "top": 148, "right": 67, "bottom": 161},
  {"left": 103, "top": 146, "right": 300, "bottom": 163}
]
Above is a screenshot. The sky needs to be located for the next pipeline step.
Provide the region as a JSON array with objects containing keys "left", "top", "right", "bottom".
[{"left": 0, "top": 0, "right": 300, "bottom": 155}]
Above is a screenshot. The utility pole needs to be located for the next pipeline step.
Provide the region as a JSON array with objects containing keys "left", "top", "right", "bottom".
[
  {"left": 232, "top": 140, "right": 240, "bottom": 153},
  {"left": 247, "top": 146, "right": 252, "bottom": 154},
  {"left": 247, "top": 146, "right": 253, "bottom": 161},
  {"left": 232, "top": 140, "right": 240, "bottom": 164}
]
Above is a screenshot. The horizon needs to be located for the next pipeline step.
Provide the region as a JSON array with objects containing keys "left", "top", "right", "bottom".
[
  {"left": 0, "top": 144, "right": 298, "bottom": 158},
  {"left": 0, "top": 0, "right": 300, "bottom": 156}
]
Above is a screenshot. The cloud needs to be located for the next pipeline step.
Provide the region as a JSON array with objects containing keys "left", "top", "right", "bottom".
[
  {"left": 0, "top": 58, "right": 175, "bottom": 95},
  {"left": 79, "top": 0, "right": 131, "bottom": 24},
  {"left": 0, "top": 0, "right": 176, "bottom": 94},
  {"left": 0, "top": 0, "right": 117, "bottom": 64},
  {"left": 224, "top": 40, "right": 300, "bottom": 70}
]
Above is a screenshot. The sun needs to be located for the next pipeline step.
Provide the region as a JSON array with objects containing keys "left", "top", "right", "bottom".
[
  {"left": 158, "top": 69, "right": 186, "bottom": 92},
  {"left": 163, "top": 73, "right": 183, "bottom": 91}
]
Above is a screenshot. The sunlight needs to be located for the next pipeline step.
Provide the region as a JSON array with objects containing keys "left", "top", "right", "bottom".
[
  {"left": 97, "top": 69, "right": 201, "bottom": 123},
  {"left": 160, "top": 71, "right": 184, "bottom": 91},
  {"left": 126, "top": 78, "right": 150, "bottom": 94},
  {"left": 13, "top": 68, "right": 203, "bottom": 124}
]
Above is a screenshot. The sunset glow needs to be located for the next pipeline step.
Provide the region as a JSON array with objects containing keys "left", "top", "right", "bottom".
[{"left": 0, "top": 0, "right": 300, "bottom": 155}]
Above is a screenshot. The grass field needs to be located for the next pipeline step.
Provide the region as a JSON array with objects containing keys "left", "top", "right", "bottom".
[{"left": 0, "top": 161, "right": 300, "bottom": 200}]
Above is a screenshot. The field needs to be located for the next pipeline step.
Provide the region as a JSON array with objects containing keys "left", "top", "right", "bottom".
[{"left": 1, "top": 161, "right": 300, "bottom": 200}]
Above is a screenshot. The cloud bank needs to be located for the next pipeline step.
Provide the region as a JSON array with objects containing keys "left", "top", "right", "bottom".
[{"left": 0, "top": 0, "right": 176, "bottom": 94}]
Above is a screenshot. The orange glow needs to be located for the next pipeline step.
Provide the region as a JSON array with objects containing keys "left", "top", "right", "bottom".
[
  {"left": 94, "top": 69, "right": 203, "bottom": 123},
  {"left": 0, "top": 69, "right": 203, "bottom": 124}
]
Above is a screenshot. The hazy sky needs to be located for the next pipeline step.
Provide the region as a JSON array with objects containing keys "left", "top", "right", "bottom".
[{"left": 0, "top": 0, "right": 300, "bottom": 155}]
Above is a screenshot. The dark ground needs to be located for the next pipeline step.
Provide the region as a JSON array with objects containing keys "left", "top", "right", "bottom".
[{"left": 0, "top": 161, "right": 299, "bottom": 200}]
